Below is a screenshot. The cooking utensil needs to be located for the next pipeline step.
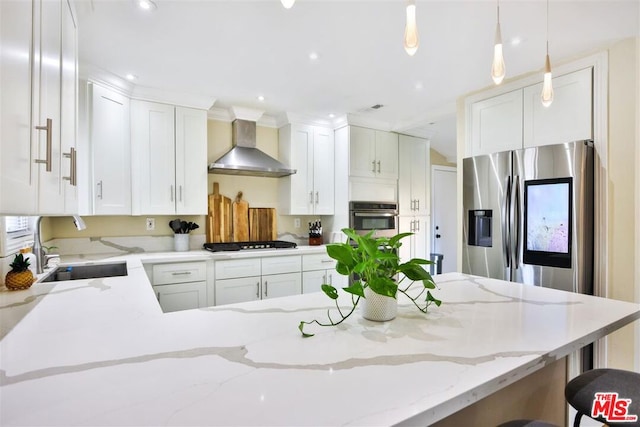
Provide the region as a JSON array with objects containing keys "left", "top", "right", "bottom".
[
  {"left": 249, "top": 208, "right": 277, "bottom": 241},
  {"left": 169, "top": 219, "right": 182, "bottom": 233}
]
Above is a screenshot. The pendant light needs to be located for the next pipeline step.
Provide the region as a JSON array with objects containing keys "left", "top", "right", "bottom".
[
  {"left": 281, "top": 0, "right": 295, "bottom": 9},
  {"left": 404, "top": 0, "right": 419, "bottom": 56},
  {"left": 491, "top": 0, "right": 505, "bottom": 84},
  {"left": 541, "top": 0, "right": 554, "bottom": 107}
]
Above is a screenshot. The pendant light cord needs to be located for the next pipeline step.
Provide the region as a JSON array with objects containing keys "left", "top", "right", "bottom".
[{"left": 546, "top": 0, "right": 549, "bottom": 55}]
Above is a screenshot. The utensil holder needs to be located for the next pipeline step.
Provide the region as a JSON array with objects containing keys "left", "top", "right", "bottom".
[
  {"left": 174, "top": 234, "right": 189, "bottom": 252},
  {"left": 309, "top": 236, "right": 323, "bottom": 246}
]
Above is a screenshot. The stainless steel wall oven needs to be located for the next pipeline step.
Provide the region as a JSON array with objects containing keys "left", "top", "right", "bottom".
[{"left": 349, "top": 201, "right": 398, "bottom": 238}]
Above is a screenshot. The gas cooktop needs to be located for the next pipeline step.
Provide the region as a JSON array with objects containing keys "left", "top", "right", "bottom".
[{"left": 203, "top": 240, "right": 297, "bottom": 252}]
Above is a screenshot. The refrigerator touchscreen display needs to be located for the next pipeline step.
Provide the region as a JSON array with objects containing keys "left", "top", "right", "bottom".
[{"left": 524, "top": 177, "right": 573, "bottom": 268}]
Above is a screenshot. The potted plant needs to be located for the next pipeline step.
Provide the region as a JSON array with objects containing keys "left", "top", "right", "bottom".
[
  {"left": 299, "top": 228, "right": 441, "bottom": 337},
  {"left": 169, "top": 219, "right": 199, "bottom": 252}
]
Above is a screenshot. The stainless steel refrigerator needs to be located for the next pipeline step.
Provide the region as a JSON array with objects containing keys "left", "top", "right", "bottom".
[{"left": 462, "top": 140, "right": 594, "bottom": 295}]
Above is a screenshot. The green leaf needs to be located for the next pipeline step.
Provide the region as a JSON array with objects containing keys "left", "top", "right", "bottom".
[
  {"left": 367, "top": 276, "right": 398, "bottom": 298},
  {"left": 422, "top": 278, "right": 436, "bottom": 289},
  {"left": 427, "top": 291, "right": 442, "bottom": 307},
  {"left": 343, "top": 282, "right": 365, "bottom": 298},
  {"left": 398, "top": 263, "right": 431, "bottom": 281},
  {"left": 326, "top": 244, "right": 354, "bottom": 266},
  {"left": 321, "top": 284, "right": 339, "bottom": 300},
  {"left": 299, "top": 321, "right": 314, "bottom": 337},
  {"left": 389, "top": 232, "right": 412, "bottom": 247},
  {"left": 409, "top": 258, "right": 434, "bottom": 265},
  {"left": 335, "top": 262, "right": 351, "bottom": 276}
]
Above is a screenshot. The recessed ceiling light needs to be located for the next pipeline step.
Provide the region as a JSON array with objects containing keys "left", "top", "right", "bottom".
[
  {"left": 125, "top": 73, "right": 138, "bottom": 81},
  {"left": 328, "top": 113, "right": 335, "bottom": 118},
  {"left": 309, "top": 52, "right": 319, "bottom": 61},
  {"left": 257, "top": 95, "right": 265, "bottom": 102},
  {"left": 137, "top": 0, "right": 156, "bottom": 11},
  {"left": 415, "top": 81, "right": 424, "bottom": 90},
  {"left": 510, "top": 37, "right": 522, "bottom": 46}
]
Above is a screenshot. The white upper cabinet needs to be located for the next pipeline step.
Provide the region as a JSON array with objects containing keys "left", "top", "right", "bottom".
[
  {"left": 349, "top": 127, "right": 398, "bottom": 180},
  {"left": 466, "top": 67, "right": 593, "bottom": 157},
  {"left": 0, "top": 0, "right": 78, "bottom": 215},
  {"left": 279, "top": 123, "right": 334, "bottom": 215},
  {"left": 398, "top": 135, "right": 430, "bottom": 216},
  {"left": 87, "top": 83, "right": 131, "bottom": 215},
  {"left": 468, "top": 90, "right": 523, "bottom": 157},
  {"left": 523, "top": 67, "right": 593, "bottom": 148},
  {"left": 131, "top": 100, "right": 207, "bottom": 215}
]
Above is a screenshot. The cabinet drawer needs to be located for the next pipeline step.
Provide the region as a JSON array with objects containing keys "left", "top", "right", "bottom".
[
  {"left": 153, "top": 261, "right": 206, "bottom": 285},
  {"left": 216, "top": 258, "right": 261, "bottom": 280},
  {"left": 302, "top": 253, "right": 336, "bottom": 271},
  {"left": 261, "top": 255, "right": 301, "bottom": 275}
]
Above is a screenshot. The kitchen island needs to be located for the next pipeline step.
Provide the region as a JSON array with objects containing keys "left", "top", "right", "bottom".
[{"left": 1, "top": 254, "right": 639, "bottom": 426}]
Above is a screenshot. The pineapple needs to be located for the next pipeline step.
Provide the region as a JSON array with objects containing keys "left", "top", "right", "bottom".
[{"left": 5, "top": 253, "right": 35, "bottom": 290}]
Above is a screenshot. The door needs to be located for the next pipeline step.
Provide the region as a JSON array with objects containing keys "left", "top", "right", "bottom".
[
  {"left": 431, "top": 166, "right": 457, "bottom": 273},
  {"left": 313, "top": 127, "right": 334, "bottom": 214},
  {"left": 349, "top": 126, "right": 376, "bottom": 178},
  {"left": 155, "top": 282, "right": 206, "bottom": 313},
  {"left": 262, "top": 272, "right": 302, "bottom": 299},
  {"left": 462, "top": 151, "right": 511, "bottom": 280},
  {"left": 175, "top": 106, "right": 207, "bottom": 215},
  {"left": 215, "top": 276, "right": 261, "bottom": 306},
  {"left": 61, "top": 0, "right": 77, "bottom": 214},
  {"left": 375, "top": 130, "right": 399, "bottom": 179},
  {"left": 469, "top": 90, "right": 523, "bottom": 157}
]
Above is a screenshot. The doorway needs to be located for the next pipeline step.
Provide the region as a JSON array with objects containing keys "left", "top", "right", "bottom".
[{"left": 431, "top": 166, "right": 457, "bottom": 273}]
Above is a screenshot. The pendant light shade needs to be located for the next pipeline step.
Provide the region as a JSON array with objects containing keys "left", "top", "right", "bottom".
[
  {"left": 281, "top": 0, "right": 295, "bottom": 9},
  {"left": 540, "top": 0, "right": 554, "bottom": 107},
  {"left": 491, "top": 2, "right": 505, "bottom": 85},
  {"left": 404, "top": 0, "right": 419, "bottom": 56},
  {"left": 541, "top": 51, "right": 554, "bottom": 107}
]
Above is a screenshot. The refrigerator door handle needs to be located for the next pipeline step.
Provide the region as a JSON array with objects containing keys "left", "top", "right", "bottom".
[
  {"left": 513, "top": 175, "right": 522, "bottom": 269},
  {"left": 502, "top": 175, "right": 511, "bottom": 268}
]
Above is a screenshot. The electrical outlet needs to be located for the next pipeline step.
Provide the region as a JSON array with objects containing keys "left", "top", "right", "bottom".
[
  {"left": 294, "top": 218, "right": 301, "bottom": 228},
  {"left": 146, "top": 218, "right": 155, "bottom": 231}
]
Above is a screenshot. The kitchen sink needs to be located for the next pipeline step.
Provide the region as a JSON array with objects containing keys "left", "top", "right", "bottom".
[{"left": 40, "top": 261, "right": 128, "bottom": 282}]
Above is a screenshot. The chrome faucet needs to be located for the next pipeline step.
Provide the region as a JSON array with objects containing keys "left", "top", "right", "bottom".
[{"left": 32, "top": 215, "right": 87, "bottom": 274}]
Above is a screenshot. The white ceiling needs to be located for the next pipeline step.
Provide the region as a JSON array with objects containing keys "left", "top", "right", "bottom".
[{"left": 76, "top": 0, "right": 639, "bottom": 161}]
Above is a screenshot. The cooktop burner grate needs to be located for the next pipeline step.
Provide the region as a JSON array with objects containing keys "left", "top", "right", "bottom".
[{"left": 203, "top": 240, "right": 297, "bottom": 252}]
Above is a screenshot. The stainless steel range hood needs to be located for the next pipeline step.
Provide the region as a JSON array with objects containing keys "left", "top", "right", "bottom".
[{"left": 208, "top": 119, "right": 296, "bottom": 178}]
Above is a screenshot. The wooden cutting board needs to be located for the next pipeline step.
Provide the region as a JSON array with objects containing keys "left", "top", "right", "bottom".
[
  {"left": 249, "top": 208, "right": 277, "bottom": 241},
  {"left": 207, "top": 182, "right": 232, "bottom": 243},
  {"left": 232, "top": 191, "right": 249, "bottom": 242}
]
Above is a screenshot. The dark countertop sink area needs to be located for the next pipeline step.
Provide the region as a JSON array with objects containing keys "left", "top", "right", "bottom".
[{"left": 40, "top": 261, "right": 128, "bottom": 283}]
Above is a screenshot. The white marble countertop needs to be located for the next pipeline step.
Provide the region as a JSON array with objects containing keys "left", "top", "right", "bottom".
[{"left": 0, "top": 255, "right": 639, "bottom": 426}]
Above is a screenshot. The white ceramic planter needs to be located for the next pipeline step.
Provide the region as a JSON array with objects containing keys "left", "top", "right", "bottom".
[
  {"left": 361, "top": 286, "right": 397, "bottom": 321},
  {"left": 174, "top": 234, "right": 189, "bottom": 252}
]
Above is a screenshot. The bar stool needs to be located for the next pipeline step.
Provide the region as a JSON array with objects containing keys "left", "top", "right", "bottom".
[{"left": 565, "top": 368, "right": 640, "bottom": 427}]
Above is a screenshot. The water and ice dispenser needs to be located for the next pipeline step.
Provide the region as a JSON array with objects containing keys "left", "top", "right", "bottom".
[{"left": 468, "top": 210, "right": 492, "bottom": 247}]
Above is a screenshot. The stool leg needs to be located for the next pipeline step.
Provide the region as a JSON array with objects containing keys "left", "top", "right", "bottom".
[{"left": 573, "top": 412, "right": 583, "bottom": 427}]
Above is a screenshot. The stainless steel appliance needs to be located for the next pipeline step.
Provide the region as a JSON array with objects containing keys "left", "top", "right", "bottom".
[
  {"left": 463, "top": 140, "right": 594, "bottom": 369},
  {"left": 349, "top": 201, "right": 398, "bottom": 238}
]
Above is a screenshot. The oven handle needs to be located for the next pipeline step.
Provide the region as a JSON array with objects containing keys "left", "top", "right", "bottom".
[{"left": 353, "top": 212, "right": 397, "bottom": 217}]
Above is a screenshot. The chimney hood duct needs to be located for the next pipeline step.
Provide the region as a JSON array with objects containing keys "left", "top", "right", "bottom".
[{"left": 208, "top": 119, "right": 296, "bottom": 178}]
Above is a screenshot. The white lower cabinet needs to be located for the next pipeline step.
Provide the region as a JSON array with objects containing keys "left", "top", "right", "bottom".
[
  {"left": 150, "top": 261, "right": 208, "bottom": 313},
  {"left": 398, "top": 216, "right": 430, "bottom": 263},
  {"left": 302, "top": 253, "right": 347, "bottom": 294},
  {"left": 214, "top": 255, "right": 302, "bottom": 305}
]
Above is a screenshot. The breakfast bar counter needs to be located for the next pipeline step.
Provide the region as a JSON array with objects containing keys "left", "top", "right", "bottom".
[{"left": 1, "top": 260, "right": 639, "bottom": 426}]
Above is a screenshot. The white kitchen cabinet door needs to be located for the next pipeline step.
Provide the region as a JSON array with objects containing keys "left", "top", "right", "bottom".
[
  {"left": 262, "top": 272, "right": 302, "bottom": 299},
  {"left": 375, "top": 130, "right": 399, "bottom": 180},
  {"left": 302, "top": 270, "right": 326, "bottom": 294},
  {"left": 398, "top": 215, "right": 430, "bottom": 263},
  {"left": 0, "top": 0, "right": 37, "bottom": 214},
  {"left": 469, "top": 89, "right": 523, "bottom": 157},
  {"left": 131, "top": 100, "right": 176, "bottom": 215},
  {"left": 35, "top": 0, "right": 65, "bottom": 215},
  {"left": 399, "top": 136, "right": 429, "bottom": 216},
  {"left": 312, "top": 126, "right": 335, "bottom": 214},
  {"left": 349, "top": 126, "right": 376, "bottom": 178},
  {"left": 523, "top": 67, "right": 593, "bottom": 148},
  {"left": 279, "top": 124, "right": 334, "bottom": 215},
  {"left": 154, "top": 281, "right": 207, "bottom": 313},
  {"left": 215, "top": 276, "right": 261, "bottom": 305},
  {"left": 89, "top": 84, "right": 131, "bottom": 215},
  {"left": 175, "top": 106, "right": 207, "bottom": 215}
]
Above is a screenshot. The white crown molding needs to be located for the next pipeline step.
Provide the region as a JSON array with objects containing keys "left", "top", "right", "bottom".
[
  {"left": 230, "top": 106, "right": 264, "bottom": 122},
  {"left": 207, "top": 106, "right": 278, "bottom": 128},
  {"left": 277, "top": 112, "right": 335, "bottom": 128},
  {"left": 79, "top": 63, "right": 134, "bottom": 97},
  {"left": 343, "top": 113, "right": 393, "bottom": 132}
]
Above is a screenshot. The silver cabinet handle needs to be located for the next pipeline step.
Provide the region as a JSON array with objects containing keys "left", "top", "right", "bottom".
[
  {"left": 170, "top": 271, "right": 192, "bottom": 276},
  {"left": 411, "top": 199, "right": 415, "bottom": 211},
  {"left": 415, "top": 220, "right": 420, "bottom": 232},
  {"left": 97, "top": 180, "right": 103, "bottom": 199},
  {"left": 256, "top": 281, "right": 260, "bottom": 298},
  {"left": 328, "top": 273, "right": 333, "bottom": 285},
  {"left": 315, "top": 191, "right": 319, "bottom": 204},
  {"left": 377, "top": 160, "right": 381, "bottom": 173},
  {"left": 322, "top": 273, "right": 327, "bottom": 283},
  {"left": 62, "top": 147, "right": 77, "bottom": 186},
  {"left": 416, "top": 199, "right": 420, "bottom": 211},
  {"left": 309, "top": 191, "right": 313, "bottom": 204},
  {"left": 170, "top": 185, "right": 174, "bottom": 202},
  {"left": 372, "top": 160, "right": 376, "bottom": 173},
  {"left": 156, "top": 292, "right": 160, "bottom": 301},
  {"left": 179, "top": 185, "right": 183, "bottom": 202},
  {"left": 321, "top": 259, "right": 333, "bottom": 263},
  {"left": 34, "top": 118, "right": 53, "bottom": 171},
  {"left": 264, "top": 280, "right": 268, "bottom": 297}
]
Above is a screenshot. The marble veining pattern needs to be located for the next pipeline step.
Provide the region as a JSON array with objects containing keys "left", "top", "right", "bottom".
[{"left": 0, "top": 253, "right": 639, "bottom": 426}]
